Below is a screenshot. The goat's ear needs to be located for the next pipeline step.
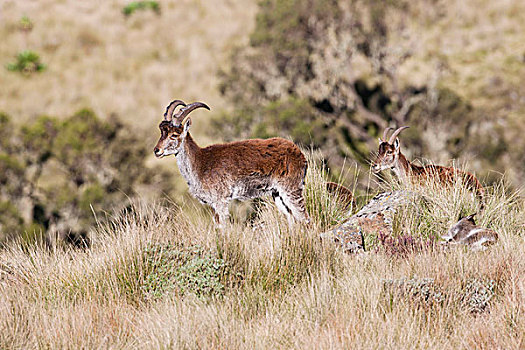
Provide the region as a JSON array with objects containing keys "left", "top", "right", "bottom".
[
  {"left": 378, "top": 138, "right": 383, "bottom": 143},
  {"left": 183, "top": 118, "right": 192, "bottom": 134},
  {"left": 393, "top": 138, "right": 400, "bottom": 151},
  {"left": 466, "top": 213, "right": 476, "bottom": 223}
]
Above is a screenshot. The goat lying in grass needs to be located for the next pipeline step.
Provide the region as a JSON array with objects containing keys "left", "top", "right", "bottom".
[{"left": 442, "top": 213, "right": 498, "bottom": 251}]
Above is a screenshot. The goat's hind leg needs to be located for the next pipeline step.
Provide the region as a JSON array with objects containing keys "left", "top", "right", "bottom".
[
  {"left": 278, "top": 189, "right": 310, "bottom": 224},
  {"left": 272, "top": 190, "right": 295, "bottom": 226}
]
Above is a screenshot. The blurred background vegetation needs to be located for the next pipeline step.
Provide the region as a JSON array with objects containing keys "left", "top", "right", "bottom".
[
  {"left": 215, "top": 0, "right": 525, "bottom": 189},
  {"left": 0, "top": 0, "right": 524, "bottom": 244},
  {"left": 0, "top": 110, "right": 172, "bottom": 246}
]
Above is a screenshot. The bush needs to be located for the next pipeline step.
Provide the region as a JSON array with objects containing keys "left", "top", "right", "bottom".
[
  {"left": 7, "top": 51, "right": 45, "bottom": 74},
  {"left": 215, "top": 0, "right": 513, "bottom": 194},
  {"left": 461, "top": 278, "right": 496, "bottom": 314},
  {"left": 0, "top": 201, "right": 24, "bottom": 235},
  {"left": 122, "top": 1, "right": 160, "bottom": 17},
  {"left": 382, "top": 276, "right": 498, "bottom": 314},
  {"left": 18, "top": 16, "right": 33, "bottom": 32},
  {"left": 382, "top": 277, "right": 445, "bottom": 309},
  {"left": 142, "top": 243, "right": 227, "bottom": 300},
  {"left": 0, "top": 110, "right": 173, "bottom": 246}
]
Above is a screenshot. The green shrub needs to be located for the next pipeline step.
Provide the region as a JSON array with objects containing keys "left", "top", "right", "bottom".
[
  {"left": 79, "top": 183, "right": 105, "bottom": 212},
  {"left": 7, "top": 51, "right": 45, "bottom": 74},
  {"left": 142, "top": 243, "right": 227, "bottom": 300},
  {"left": 0, "top": 154, "right": 24, "bottom": 186},
  {"left": 18, "top": 16, "right": 33, "bottom": 32},
  {"left": 0, "top": 110, "right": 173, "bottom": 246},
  {"left": 382, "top": 276, "right": 497, "bottom": 314},
  {"left": 0, "top": 201, "right": 24, "bottom": 236},
  {"left": 122, "top": 1, "right": 160, "bottom": 17},
  {"left": 382, "top": 277, "right": 445, "bottom": 310},
  {"left": 20, "top": 116, "right": 58, "bottom": 163},
  {"left": 461, "top": 278, "right": 496, "bottom": 314}
]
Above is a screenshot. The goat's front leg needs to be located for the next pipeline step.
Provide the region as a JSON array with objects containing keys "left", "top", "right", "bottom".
[{"left": 212, "top": 202, "right": 230, "bottom": 228}]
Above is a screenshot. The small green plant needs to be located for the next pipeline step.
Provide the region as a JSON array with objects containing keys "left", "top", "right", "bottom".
[
  {"left": 122, "top": 1, "right": 160, "bottom": 17},
  {"left": 7, "top": 51, "right": 46, "bottom": 74},
  {"left": 19, "top": 16, "right": 33, "bottom": 32},
  {"left": 461, "top": 278, "right": 496, "bottom": 314},
  {"left": 142, "top": 243, "right": 227, "bottom": 301}
]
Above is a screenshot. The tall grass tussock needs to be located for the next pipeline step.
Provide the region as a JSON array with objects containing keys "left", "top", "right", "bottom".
[{"left": 0, "top": 154, "right": 523, "bottom": 349}]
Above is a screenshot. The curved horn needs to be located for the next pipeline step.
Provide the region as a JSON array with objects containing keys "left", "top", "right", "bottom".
[
  {"left": 388, "top": 126, "right": 409, "bottom": 144},
  {"left": 163, "top": 100, "right": 186, "bottom": 122},
  {"left": 382, "top": 127, "right": 393, "bottom": 141},
  {"left": 175, "top": 102, "right": 210, "bottom": 126}
]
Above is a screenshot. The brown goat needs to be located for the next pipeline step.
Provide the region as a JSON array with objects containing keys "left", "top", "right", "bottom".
[
  {"left": 154, "top": 100, "right": 309, "bottom": 226},
  {"left": 326, "top": 182, "right": 356, "bottom": 209},
  {"left": 372, "top": 126, "right": 485, "bottom": 209},
  {"left": 441, "top": 213, "right": 498, "bottom": 251}
]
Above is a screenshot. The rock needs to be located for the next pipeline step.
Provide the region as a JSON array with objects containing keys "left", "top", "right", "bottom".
[{"left": 320, "top": 190, "right": 420, "bottom": 253}]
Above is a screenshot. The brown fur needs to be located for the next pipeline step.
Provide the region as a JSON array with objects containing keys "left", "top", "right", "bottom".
[
  {"left": 326, "top": 182, "right": 356, "bottom": 209},
  {"left": 154, "top": 105, "right": 309, "bottom": 225},
  {"left": 187, "top": 136, "right": 306, "bottom": 188},
  {"left": 442, "top": 214, "right": 498, "bottom": 251}
]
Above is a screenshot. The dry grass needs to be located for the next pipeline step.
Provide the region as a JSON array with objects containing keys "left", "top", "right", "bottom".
[
  {"left": 399, "top": 0, "right": 525, "bottom": 110},
  {"left": 0, "top": 0, "right": 256, "bottom": 142},
  {"left": 0, "top": 156, "right": 523, "bottom": 349},
  {"left": 1, "top": 2, "right": 524, "bottom": 346}
]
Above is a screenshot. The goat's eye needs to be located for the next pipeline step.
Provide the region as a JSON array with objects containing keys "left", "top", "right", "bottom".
[{"left": 169, "top": 135, "right": 177, "bottom": 140}]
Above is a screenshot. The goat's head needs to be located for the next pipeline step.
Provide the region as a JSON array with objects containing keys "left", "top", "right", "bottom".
[
  {"left": 442, "top": 213, "right": 477, "bottom": 242},
  {"left": 154, "top": 100, "right": 210, "bottom": 158},
  {"left": 372, "top": 126, "right": 409, "bottom": 173}
]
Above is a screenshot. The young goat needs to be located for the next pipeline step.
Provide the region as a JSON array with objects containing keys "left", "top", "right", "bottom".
[
  {"left": 154, "top": 99, "right": 309, "bottom": 226},
  {"left": 372, "top": 126, "right": 485, "bottom": 209},
  {"left": 441, "top": 213, "right": 498, "bottom": 251}
]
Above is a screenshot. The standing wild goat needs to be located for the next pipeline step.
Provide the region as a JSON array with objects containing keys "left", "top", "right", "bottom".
[
  {"left": 441, "top": 213, "right": 498, "bottom": 251},
  {"left": 373, "top": 126, "right": 485, "bottom": 209},
  {"left": 154, "top": 99, "right": 309, "bottom": 225}
]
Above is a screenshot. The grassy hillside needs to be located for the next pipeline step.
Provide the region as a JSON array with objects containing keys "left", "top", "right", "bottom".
[
  {"left": 1, "top": 2, "right": 524, "bottom": 348},
  {"left": 0, "top": 0, "right": 256, "bottom": 138},
  {"left": 2, "top": 0, "right": 524, "bottom": 186},
  {"left": 0, "top": 157, "right": 523, "bottom": 348}
]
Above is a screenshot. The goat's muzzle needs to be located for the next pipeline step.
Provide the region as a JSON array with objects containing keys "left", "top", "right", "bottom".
[{"left": 154, "top": 147, "right": 164, "bottom": 158}]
